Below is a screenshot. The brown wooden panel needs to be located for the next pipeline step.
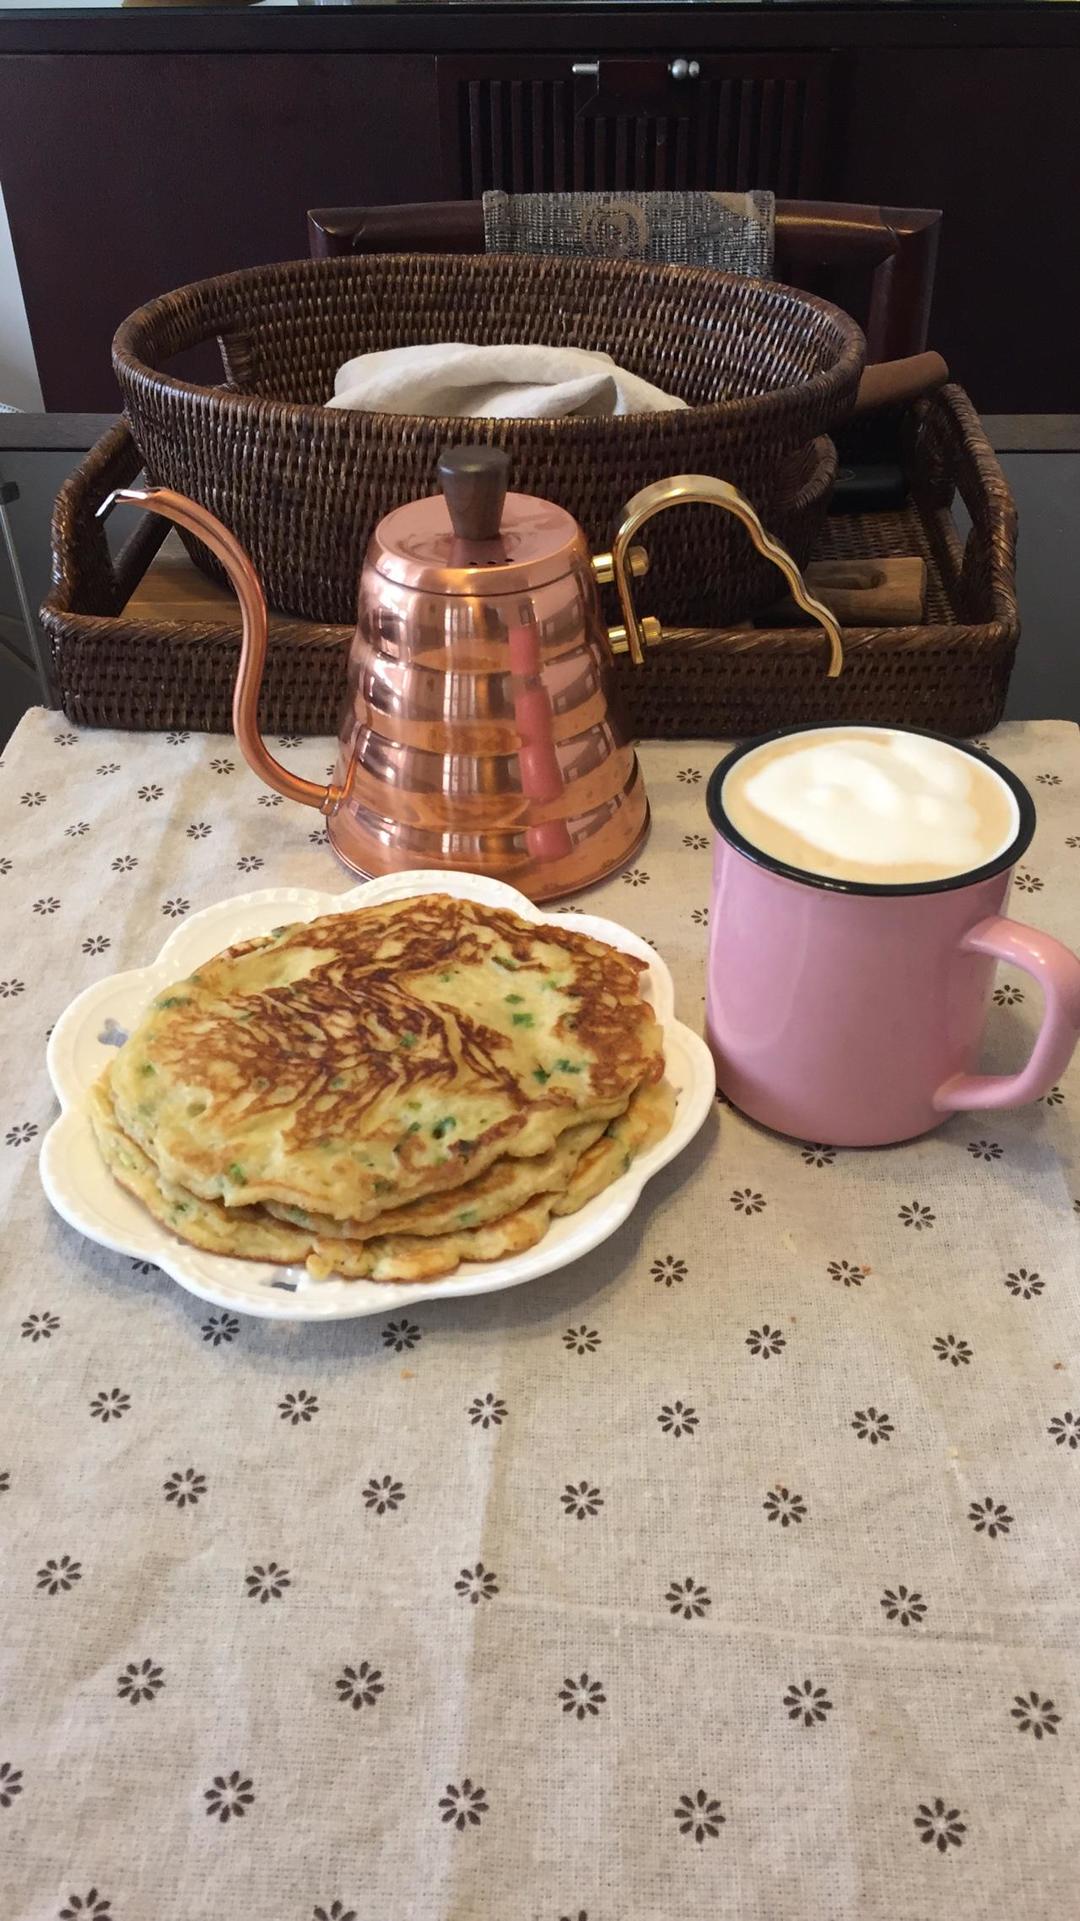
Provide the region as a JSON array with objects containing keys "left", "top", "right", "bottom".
[
  {"left": 440, "top": 53, "right": 835, "bottom": 199},
  {"left": 0, "top": 52, "right": 440, "bottom": 410},
  {"left": 843, "top": 47, "right": 1080, "bottom": 412}
]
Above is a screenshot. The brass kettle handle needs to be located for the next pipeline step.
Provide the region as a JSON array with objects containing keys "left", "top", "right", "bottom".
[
  {"left": 98, "top": 486, "right": 335, "bottom": 813},
  {"left": 610, "top": 473, "right": 844, "bottom": 678}
]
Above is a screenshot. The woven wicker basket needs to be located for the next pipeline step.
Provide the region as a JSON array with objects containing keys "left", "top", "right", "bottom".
[
  {"left": 44, "top": 386, "right": 1018, "bottom": 741},
  {"left": 111, "top": 253, "right": 863, "bottom": 630}
]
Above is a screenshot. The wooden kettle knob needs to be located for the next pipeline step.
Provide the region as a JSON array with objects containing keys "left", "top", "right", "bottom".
[{"left": 438, "top": 444, "right": 510, "bottom": 541}]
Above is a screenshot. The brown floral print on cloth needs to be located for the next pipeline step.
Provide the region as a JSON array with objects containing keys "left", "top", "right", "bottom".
[
  {"left": 1011, "top": 1691, "right": 1061, "bottom": 1738},
  {"left": 914, "top": 1799, "right": 966, "bottom": 1853},
  {"left": 279, "top": 1389, "right": 320, "bottom": 1425},
  {"left": 1047, "top": 1411, "right": 1080, "bottom": 1449},
  {"left": 59, "top": 1893, "right": 111, "bottom": 1919},
  {"left": 657, "top": 1401, "right": 698, "bottom": 1437},
  {"left": 558, "top": 1674, "right": 606, "bottom": 1720},
  {"left": 828, "top": 1260, "right": 866, "bottom": 1288},
  {"left": 783, "top": 1680, "right": 833, "bottom": 1727},
  {"left": 967, "top": 1139, "right": 1003, "bottom": 1161},
  {"left": 204, "top": 1771, "right": 255, "bottom": 1822},
  {"left": 852, "top": 1407, "right": 894, "bottom": 1444},
  {"left": 245, "top": 1563, "right": 291, "bottom": 1603},
  {"left": 730, "top": 1188, "right": 766, "bottom": 1215},
  {"left": 561, "top": 1482, "right": 603, "bottom": 1519},
  {"left": 468, "top": 1393, "right": 507, "bottom": 1429},
  {"left": 801, "top": 1143, "right": 837, "bottom": 1167},
  {"left": 746, "top": 1324, "right": 786, "bottom": 1359},
  {"left": 164, "top": 1468, "right": 206, "bottom": 1508},
  {"left": 651, "top": 1256, "right": 687, "bottom": 1287},
  {"left": 202, "top": 1312, "right": 240, "bottom": 1345},
  {"left": 969, "top": 1497, "right": 1013, "bottom": 1538},
  {"left": 1004, "top": 1267, "right": 1043, "bottom": 1299},
  {"left": 666, "top": 1577, "right": 711, "bottom": 1619},
  {"left": 117, "top": 1659, "right": 164, "bottom": 1705},
  {"left": 0, "top": 1761, "right": 23, "bottom": 1807},
  {"left": 455, "top": 1564, "right": 498, "bottom": 1604},
  {"left": 563, "top": 1326, "right": 600, "bottom": 1355},
  {"left": 21, "top": 1310, "right": 60, "bottom": 1341},
  {"left": 899, "top": 1201, "right": 935, "bottom": 1229},
  {"left": 674, "top": 1790, "right": 725, "bottom": 1843},
  {"left": 933, "top": 1335, "right": 973, "bottom": 1367},
  {"left": 363, "top": 1476, "right": 405, "bottom": 1514},
  {"left": 438, "top": 1781, "right": 488, "bottom": 1831},
  {"left": 336, "top": 1663, "right": 384, "bottom": 1709},
  {"left": 88, "top": 1388, "right": 130, "bottom": 1422},
  {"left": 764, "top": 1487, "right": 807, "bottom": 1527},
  {"left": 36, "top": 1555, "right": 81, "bottom": 1594},
  {"left": 383, "top": 1319, "right": 422, "bottom": 1352},
  {"left": 881, "top": 1586, "right": 927, "bottom": 1626}
]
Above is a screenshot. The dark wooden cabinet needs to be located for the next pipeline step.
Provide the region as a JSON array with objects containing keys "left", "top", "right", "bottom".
[
  {"left": 1, "top": 8, "right": 1078, "bottom": 412},
  {"left": 0, "top": 51, "right": 441, "bottom": 411},
  {"left": 438, "top": 53, "right": 835, "bottom": 198}
]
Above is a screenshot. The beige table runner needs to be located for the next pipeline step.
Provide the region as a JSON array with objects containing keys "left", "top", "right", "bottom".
[{"left": 1, "top": 709, "right": 1078, "bottom": 1921}]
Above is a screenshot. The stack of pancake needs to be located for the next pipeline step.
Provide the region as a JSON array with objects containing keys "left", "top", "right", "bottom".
[{"left": 90, "top": 894, "right": 673, "bottom": 1283}]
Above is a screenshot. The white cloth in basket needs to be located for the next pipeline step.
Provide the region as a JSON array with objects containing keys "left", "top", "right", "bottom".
[{"left": 327, "top": 342, "right": 687, "bottom": 420}]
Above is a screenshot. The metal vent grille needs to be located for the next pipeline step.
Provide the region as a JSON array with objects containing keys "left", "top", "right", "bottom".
[{"left": 448, "top": 60, "right": 831, "bottom": 198}]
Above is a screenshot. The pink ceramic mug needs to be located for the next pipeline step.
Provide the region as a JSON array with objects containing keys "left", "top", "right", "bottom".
[{"left": 705, "top": 725, "right": 1080, "bottom": 1146}]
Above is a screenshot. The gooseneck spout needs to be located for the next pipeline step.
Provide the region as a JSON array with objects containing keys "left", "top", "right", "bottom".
[{"left": 99, "top": 486, "right": 333, "bottom": 812}]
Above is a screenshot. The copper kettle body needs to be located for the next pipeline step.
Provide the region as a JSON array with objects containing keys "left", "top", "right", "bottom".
[{"left": 106, "top": 447, "right": 841, "bottom": 902}]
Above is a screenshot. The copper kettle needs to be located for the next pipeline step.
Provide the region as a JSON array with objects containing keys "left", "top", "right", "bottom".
[{"left": 107, "top": 448, "right": 842, "bottom": 901}]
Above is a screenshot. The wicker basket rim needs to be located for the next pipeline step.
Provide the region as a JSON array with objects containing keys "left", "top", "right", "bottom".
[{"left": 111, "top": 251, "right": 866, "bottom": 444}]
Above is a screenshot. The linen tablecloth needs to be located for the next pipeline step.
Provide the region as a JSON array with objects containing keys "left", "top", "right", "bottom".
[{"left": 1, "top": 708, "right": 1078, "bottom": 1921}]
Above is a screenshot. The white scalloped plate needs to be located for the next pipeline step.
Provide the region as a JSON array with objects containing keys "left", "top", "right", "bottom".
[{"left": 40, "top": 869, "right": 715, "bottom": 1320}]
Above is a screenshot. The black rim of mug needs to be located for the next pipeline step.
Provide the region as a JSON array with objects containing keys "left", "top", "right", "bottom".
[{"left": 705, "top": 723, "right": 1037, "bottom": 899}]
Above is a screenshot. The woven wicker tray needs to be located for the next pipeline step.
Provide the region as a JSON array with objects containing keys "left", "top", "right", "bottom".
[{"left": 43, "top": 384, "right": 1018, "bottom": 740}]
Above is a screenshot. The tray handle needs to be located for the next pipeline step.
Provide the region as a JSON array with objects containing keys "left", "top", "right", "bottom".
[{"left": 45, "top": 421, "right": 168, "bottom": 620}]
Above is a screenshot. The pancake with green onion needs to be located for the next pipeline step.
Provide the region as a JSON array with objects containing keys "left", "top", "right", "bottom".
[
  {"left": 263, "top": 1113, "right": 610, "bottom": 1242},
  {"left": 89, "top": 1072, "right": 675, "bottom": 1284},
  {"left": 307, "top": 1076, "right": 677, "bottom": 1282},
  {"left": 108, "top": 895, "right": 663, "bottom": 1221}
]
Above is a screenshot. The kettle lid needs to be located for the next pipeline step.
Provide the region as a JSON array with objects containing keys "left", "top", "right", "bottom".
[{"left": 370, "top": 444, "right": 587, "bottom": 595}]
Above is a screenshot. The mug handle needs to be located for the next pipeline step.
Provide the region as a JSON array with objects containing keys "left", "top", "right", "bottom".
[{"left": 933, "top": 915, "right": 1080, "bottom": 1113}]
